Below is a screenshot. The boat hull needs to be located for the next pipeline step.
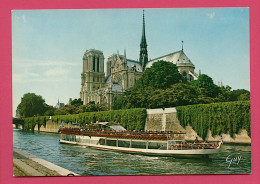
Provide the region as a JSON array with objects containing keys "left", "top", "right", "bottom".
[{"left": 59, "top": 138, "right": 220, "bottom": 159}]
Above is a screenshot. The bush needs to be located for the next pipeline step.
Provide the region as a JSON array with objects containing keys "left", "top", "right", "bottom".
[
  {"left": 24, "top": 108, "right": 147, "bottom": 131},
  {"left": 176, "top": 101, "right": 250, "bottom": 140}
]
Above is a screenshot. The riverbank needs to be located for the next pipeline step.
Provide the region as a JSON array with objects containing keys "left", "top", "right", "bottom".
[
  {"left": 15, "top": 106, "right": 251, "bottom": 144},
  {"left": 146, "top": 108, "right": 251, "bottom": 144},
  {"left": 13, "top": 129, "right": 251, "bottom": 175},
  {"left": 13, "top": 148, "right": 79, "bottom": 176}
]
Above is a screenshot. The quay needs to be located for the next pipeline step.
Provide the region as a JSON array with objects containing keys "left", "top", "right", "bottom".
[{"left": 13, "top": 148, "right": 79, "bottom": 176}]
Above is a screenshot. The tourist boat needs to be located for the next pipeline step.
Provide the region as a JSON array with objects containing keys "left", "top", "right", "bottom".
[{"left": 59, "top": 123, "right": 223, "bottom": 159}]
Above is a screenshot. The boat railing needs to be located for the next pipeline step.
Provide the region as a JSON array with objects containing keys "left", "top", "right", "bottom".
[
  {"left": 60, "top": 128, "right": 221, "bottom": 150},
  {"left": 60, "top": 128, "right": 185, "bottom": 141},
  {"left": 169, "top": 141, "right": 220, "bottom": 150}
]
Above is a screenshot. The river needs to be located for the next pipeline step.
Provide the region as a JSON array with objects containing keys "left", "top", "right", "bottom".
[{"left": 13, "top": 129, "right": 251, "bottom": 175}]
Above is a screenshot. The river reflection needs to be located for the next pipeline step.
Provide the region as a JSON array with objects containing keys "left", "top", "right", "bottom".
[{"left": 13, "top": 129, "right": 251, "bottom": 175}]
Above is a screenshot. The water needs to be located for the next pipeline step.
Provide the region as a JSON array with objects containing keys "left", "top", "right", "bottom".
[{"left": 13, "top": 129, "right": 251, "bottom": 175}]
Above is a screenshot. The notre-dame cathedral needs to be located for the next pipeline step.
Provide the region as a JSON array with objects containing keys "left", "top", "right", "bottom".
[{"left": 80, "top": 11, "right": 198, "bottom": 107}]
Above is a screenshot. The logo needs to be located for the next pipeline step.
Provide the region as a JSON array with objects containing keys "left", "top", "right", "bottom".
[{"left": 226, "top": 153, "right": 242, "bottom": 168}]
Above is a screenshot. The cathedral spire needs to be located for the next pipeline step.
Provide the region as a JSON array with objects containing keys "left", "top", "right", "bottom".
[
  {"left": 124, "top": 49, "right": 127, "bottom": 64},
  {"left": 139, "top": 9, "right": 148, "bottom": 71},
  {"left": 141, "top": 10, "right": 147, "bottom": 47}
]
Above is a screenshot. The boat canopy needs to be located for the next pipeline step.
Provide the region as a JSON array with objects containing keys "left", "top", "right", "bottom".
[
  {"left": 93, "top": 122, "right": 109, "bottom": 125},
  {"left": 109, "top": 125, "right": 126, "bottom": 131},
  {"left": 72, "top": 123, "right": 80, "bottom": 126}
]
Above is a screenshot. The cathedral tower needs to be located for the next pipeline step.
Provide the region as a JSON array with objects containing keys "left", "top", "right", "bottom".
[
  {"left": 80, "top": 49, "right": 105, "bottom": 104},
  {"left": 139, "top": 10, "right": 148, "bottom": 71}
]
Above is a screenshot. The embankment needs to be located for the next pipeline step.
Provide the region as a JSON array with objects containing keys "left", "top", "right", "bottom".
[
  {"left": 145, "top": 108, "right": 251, "bottom": 144},
  {"left": 20, "top": 102, "right": 251, "bottom": 144},
  {"left": 13, "top": 148, "right": 78, "bottom": 176}
]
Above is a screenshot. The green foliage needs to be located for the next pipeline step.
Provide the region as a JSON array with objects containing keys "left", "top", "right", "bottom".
[
  {"left": 12, "top": 118, "right": 24, "bottom": 125},
  {"left": 17, "top": 93, "right": 48, "bottom": 118},
  {"left": 44, "top": 109, "right": 55, "bottom": 116},
  {"left": 238, "top": 93, "right": 250, "bottom": 101},
  {"left": 54, "top": 109, "right": 67, "bottom": 115},
  {"left": 70, "top": 98, "right": 83, "bottom": 106},
  {"left": 176, "top": 101, "right": 251, "bottom": 140},
  {"left": 44, "top": 105, "right": 56, "bottom": 116},
  {"left": 24, "top": 116, "right": 49, "bottom": 131},
  {"left": 113, "top": 83, "right": 200, "bottom": 109},
  {"left": 215, "top": 85, "right": 232, "bottom": 102},
  {"left": 113, "top": 70, "right": 251, "bottom": 110},
  {"left": 215, "top": 88, "right": 250, "bottom": 102},
  {"left": 230, "top": 89, "right": 250, "bottom": 101},
  {"left": 60, "top": 105, "right": 80, "bottom": 114},
  {"left": 190, "top": 74, "right": 220, "bottom": 98},
  {"left": 112, "top": 96, "right": 125, "bottom": 110},
  {"left": 79, "top": 103, "right": 108, "bottom": 113},
  {"left": 24, "top": 108, "right": 147, "bottom": 131},
  {"left": 54, "top": 103, "right": 108, "bottom": 115},
  {"left": 135, "top": 60, "right": 185, "bottom": 90}
]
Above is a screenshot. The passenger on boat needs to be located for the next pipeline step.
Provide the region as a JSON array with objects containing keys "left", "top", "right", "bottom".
[{"left": 194, "top": 136, "right": 198, "bottom": 143}]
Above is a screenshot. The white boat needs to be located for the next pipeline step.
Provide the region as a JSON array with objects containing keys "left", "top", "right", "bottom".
[{"left": 59, "top": 124, "right": 223, "bottom": 159}]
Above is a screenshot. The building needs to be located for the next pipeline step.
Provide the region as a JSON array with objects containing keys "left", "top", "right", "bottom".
[
  {"left": 55, "top": 99, "right": 65, "bottom": 109},
  {"left": 80, "top": 11, "right": 198, "bottom": 107},
  {"left": 15, "top": 108, "right": 19, "bottom": 118}
]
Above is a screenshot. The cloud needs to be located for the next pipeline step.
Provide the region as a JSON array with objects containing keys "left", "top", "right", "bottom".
[
  {"left": 12, "top": 73, "right": 26, "bottom": 83},
  {"left": 207, "top": 12, "right": 215, "bottom": 19},
  {"left": 39, "top": 60, "right": 81, "bottom": 67},
  {"left": 12, "top": 58, "right": 80, "bottom": 83},
  {"left": 44, "top": 67, "right": 69, "bottom": 76},
  {"left": 13, "top": 76, "right": 78, "bottom": 83},
  {"left": 12, "top": 58, "right": 81, "bottom": 67},
  {"left": 28, "top": 72, "right": 40, "bottom": 77},
  {"left": 13, "top": 72, "right": 40, "bottom": 83}
]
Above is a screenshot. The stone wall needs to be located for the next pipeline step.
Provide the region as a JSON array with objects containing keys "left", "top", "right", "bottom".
[
  {"left": 145, "top": 108, "right": 251, "bottom": 144},
  {"left": 145, "top": 108, "right": 185, "bottom": 132},
  {"left": 13, "top": 124, "right": 23, "bottom": 129},
  {"left": 145, "top": 113, "right": 164, "bottom": 131},
  {"left": 34, "top": 120, "right": 79, "bottom": 133}
]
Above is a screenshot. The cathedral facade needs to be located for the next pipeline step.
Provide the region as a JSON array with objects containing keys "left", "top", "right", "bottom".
[{"left": 80, "top": 12, "right": 198, "bottom": 107}]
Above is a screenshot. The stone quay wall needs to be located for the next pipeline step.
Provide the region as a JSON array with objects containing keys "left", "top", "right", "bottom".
[
  {"left": 34, "top": 119, "right": 79, "bottom": 133},
  {"left": 145, "top": 108, "right": 251, "bottom": 144},
  {"left": 13, "top": 148, "right": 78, "bottom": 176}
]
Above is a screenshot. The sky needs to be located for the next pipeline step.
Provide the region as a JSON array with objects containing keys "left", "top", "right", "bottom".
[{"left": 12, "top": 8, "right": 250, "bottom": 116}]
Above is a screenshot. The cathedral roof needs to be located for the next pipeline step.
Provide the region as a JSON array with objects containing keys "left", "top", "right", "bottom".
[
  {"left": 145, "top": 50, "right": 194, "bottom": 69},
  {"left": 127, "top": 59, "right": 139, "bottom": 63},
  {"left": 127, "top": 59, "right": 143, "bottom": 72}
]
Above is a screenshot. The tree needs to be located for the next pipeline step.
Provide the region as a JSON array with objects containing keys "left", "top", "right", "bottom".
[
  {"left": 112, "top": 95, "right": 125, "bottom": 110},
  {"left": 70, "top": 98, "right": 83, "bottom": 106},
  {"left": 80, "top": 103, "right": 108, "bottom": 112},
  {"left": 230, "top": 89, "right": 250, "bottom": 101},
  {"left": 54, "top": 109, "right": 67, "bottom": 115},
  {"left": 44, "top": 105, "right": 55, "bottom": 116},
  {"left": 146, "top": 83, "right": 200, "bottom": 108},
  {"left": 113, "top": 83, "right": 200, "bottom": 109},
  {"left": 134, "top": 60, "right": 185, "bottom": 90},
  {"left": 215, "top": 85, "right": 232, "bottom": 102},
  {"left": 17, "top": 93, "right": 48, "bottom": 118},
  {"left": 190, "top": 74, "right": 220, "bottom": 98},
  {"left": 60, "top": 105, "right": 79, "bottom": 115}
]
